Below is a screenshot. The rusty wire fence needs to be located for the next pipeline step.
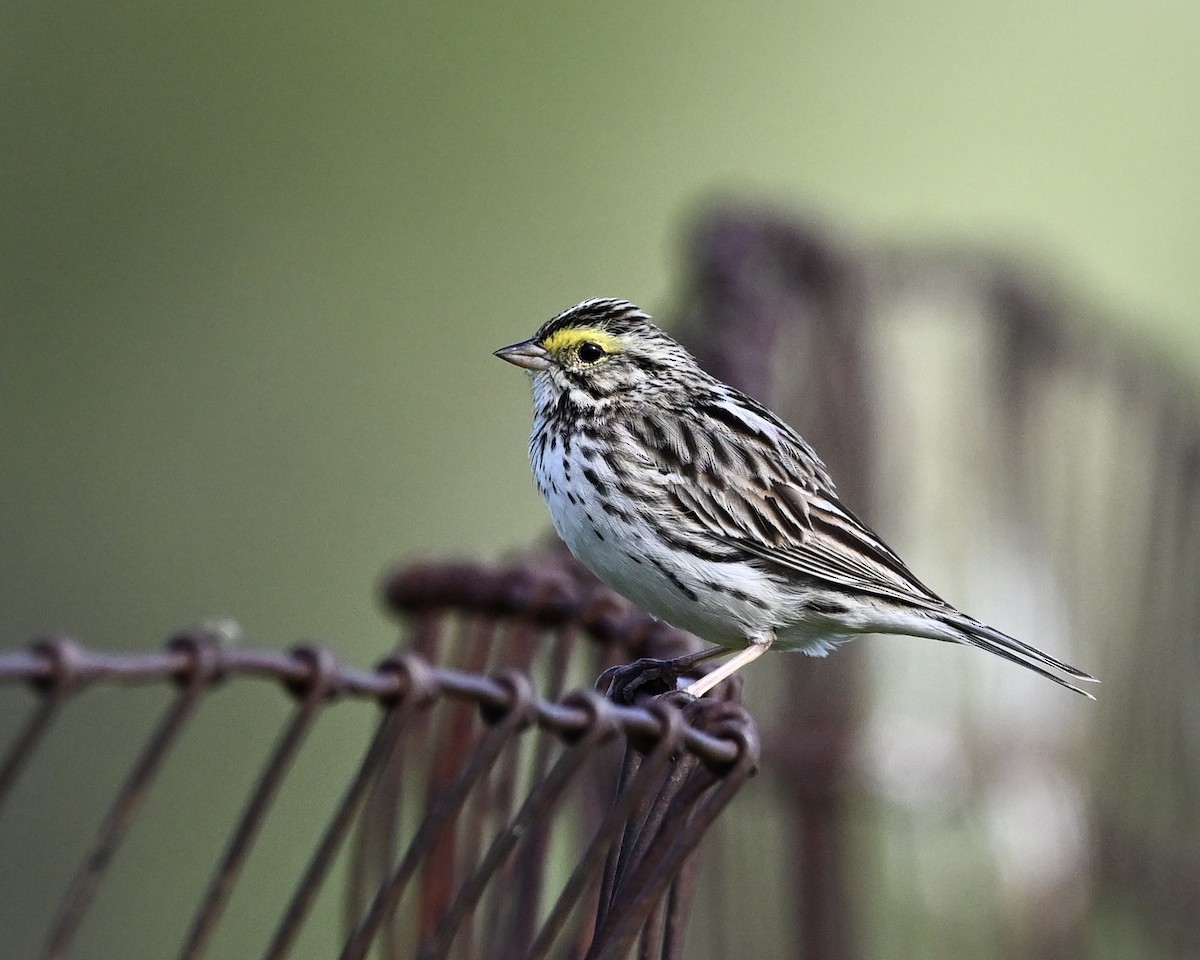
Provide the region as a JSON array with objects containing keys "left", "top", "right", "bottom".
[{"left": 0, "top": 560, "right": 759, "bottom": 960}]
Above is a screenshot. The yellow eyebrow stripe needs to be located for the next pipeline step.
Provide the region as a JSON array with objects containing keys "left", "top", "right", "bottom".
[{"left": 541, "top": 327, "right": 624, "bottom": 355}]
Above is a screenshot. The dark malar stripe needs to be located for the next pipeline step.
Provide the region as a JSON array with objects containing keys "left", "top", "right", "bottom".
[{"left": 563, "top": 366, "right": 617, "bottom": 398}]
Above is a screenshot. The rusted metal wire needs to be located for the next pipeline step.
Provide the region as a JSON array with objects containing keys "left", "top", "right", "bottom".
[
  {"left": 177, "top": 646, "right": 343, "bottom": 960},
  {"left": 0, "top": 652, "right": 739, "bottom": 773},
  {"left": 0, "top": 561, "right": 759, "bottom": 960},
  {"left": 42, "top": 634, "right": 222, "bottom": 960}
]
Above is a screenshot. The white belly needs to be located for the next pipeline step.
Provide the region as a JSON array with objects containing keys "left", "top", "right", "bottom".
[{"left": 532, "top": 435, "right": 838, "bottom": 651}]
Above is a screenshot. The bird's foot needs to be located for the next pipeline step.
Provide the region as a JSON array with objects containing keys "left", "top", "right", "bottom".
[{"left": 597, "top": 656, "right": 699, "bottom": 706}]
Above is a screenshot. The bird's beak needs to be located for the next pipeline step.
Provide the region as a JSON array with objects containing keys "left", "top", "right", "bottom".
[{"left": 494, "top": 338, "right": 551, "bottom": 371}]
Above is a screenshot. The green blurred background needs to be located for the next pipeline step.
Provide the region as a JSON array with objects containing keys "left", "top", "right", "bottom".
[{"left": 2, "top": 1, "right": 1198, "bottom": 957}]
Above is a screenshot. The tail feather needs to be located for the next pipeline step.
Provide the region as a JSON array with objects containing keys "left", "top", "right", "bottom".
[
  {"left": 961, "top": 634, "right": 1096, "bottom": 699},
  {"left": 950, "top": 615, "right": 1099, "bottom": 699}
]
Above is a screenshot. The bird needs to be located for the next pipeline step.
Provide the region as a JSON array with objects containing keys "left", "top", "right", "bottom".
[{"left": 494, "top": 297, "right": 1098, "bottom": 699}]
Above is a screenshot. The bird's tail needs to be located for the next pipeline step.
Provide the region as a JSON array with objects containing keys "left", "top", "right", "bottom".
[{"left": 944, "top": 613, "right": 1099, "bottom": 698}]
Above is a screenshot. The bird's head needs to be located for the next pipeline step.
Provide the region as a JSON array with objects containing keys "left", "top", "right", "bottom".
[{"left": 494, "top": 298, "right": 695, "bottom": 410}]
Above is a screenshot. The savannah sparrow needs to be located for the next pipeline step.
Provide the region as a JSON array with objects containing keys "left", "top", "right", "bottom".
[{"left": 496, "top": 298, "right": 1097, "bottom": 699}]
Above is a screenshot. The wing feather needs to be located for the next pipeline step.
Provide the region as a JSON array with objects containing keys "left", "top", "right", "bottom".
[{"left": 655, "top": 393, "right": 950, "bottom": 612}]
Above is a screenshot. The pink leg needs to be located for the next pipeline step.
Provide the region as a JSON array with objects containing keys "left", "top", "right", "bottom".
[{"left": 684, "top": 634, "right": 774, "bottom": 697}]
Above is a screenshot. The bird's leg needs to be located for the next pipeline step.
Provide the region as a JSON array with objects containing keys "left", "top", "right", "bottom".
[
  {"left": 663, "top": 644, "right": 729, "bottom": 670},
  {"left": 684, "top": 634, "right": 774, "bottom": 698}
]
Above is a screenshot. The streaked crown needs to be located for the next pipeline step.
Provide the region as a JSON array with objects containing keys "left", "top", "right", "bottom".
[
  {"left": 495, "top": 298, "right": 706, "bottom": 410},
  {"left": 534, "top": 298, "right": 654, "bottom": 342}
]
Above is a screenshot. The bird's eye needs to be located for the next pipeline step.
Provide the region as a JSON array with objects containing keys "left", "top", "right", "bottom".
[{"left": 577, "top": 341, "right": 606, "bottom": 363}]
